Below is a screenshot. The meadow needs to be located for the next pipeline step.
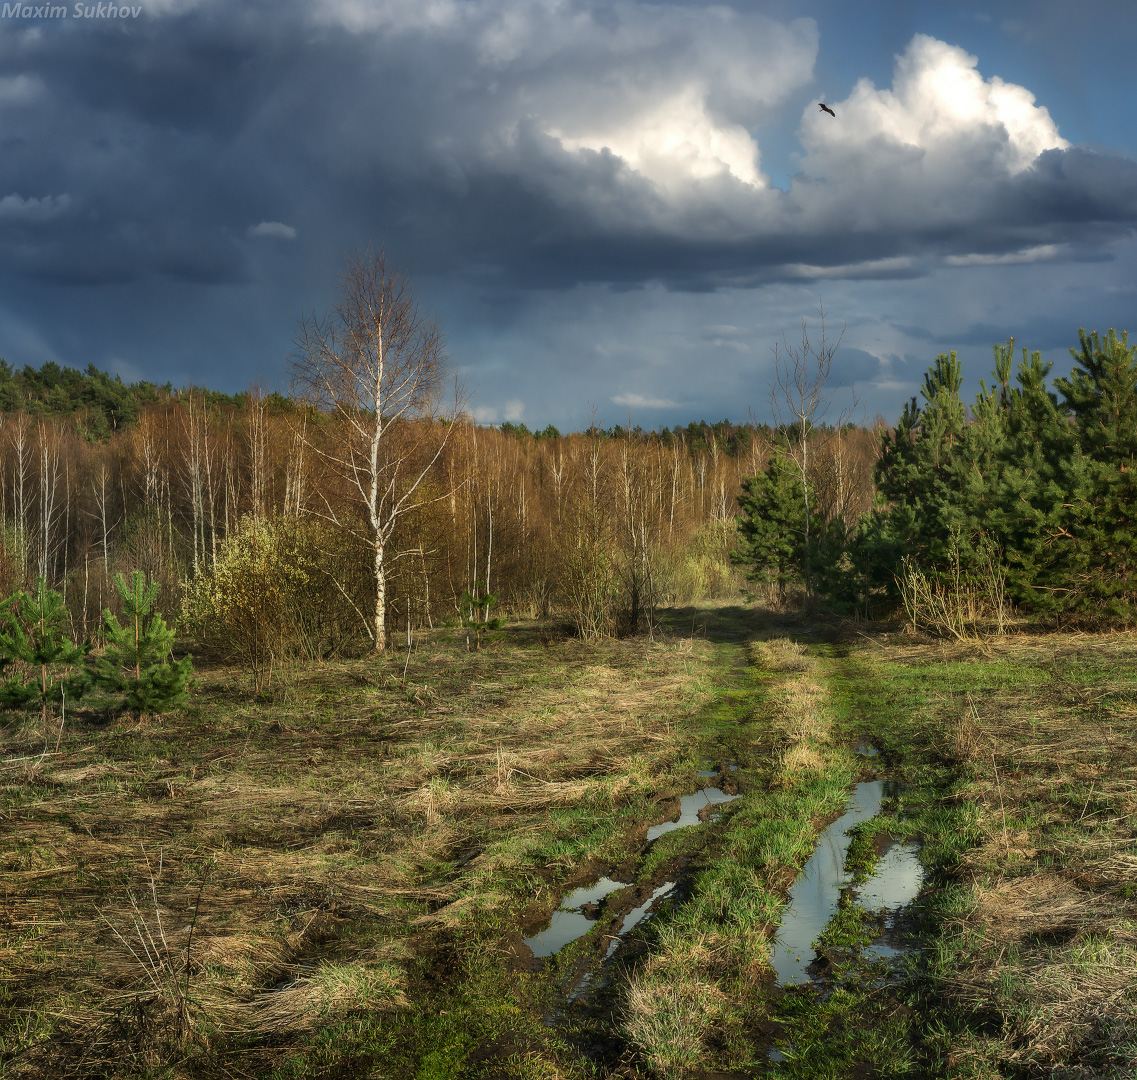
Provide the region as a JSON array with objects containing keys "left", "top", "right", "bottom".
[{"left": 3, "top": 604, "right": 1135, "bottom": 1078}]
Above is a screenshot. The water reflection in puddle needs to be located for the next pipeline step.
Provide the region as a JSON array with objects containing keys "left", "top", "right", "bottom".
[
  {"left": 527, "top": 878, "right": 681, "bottom": 965},
  {"left": 560, "top": 877, "right": 626, "bottom": 911},
  {"left": 604, "top": 882, "right": 677, "bottom": 959},
  {"left": 698, "top": 760, "right": 740, "bottom": 779},
  {"left": 771, "top": 780, "right": 901, "bottom": 985},
  {"left": 646, "top": 787, "right": 742, "bottom": 841},
  {"left": 524, "top": 877, "right": 625, "bottom": 958},
  {"left": 856, "top": 841, "right": 923, "bottom": 911},
  {"left": 525, "top": 784, "right": 742, "bottom": 961}
]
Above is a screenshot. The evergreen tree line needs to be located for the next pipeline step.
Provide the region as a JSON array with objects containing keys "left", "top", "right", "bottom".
[
  {"left": 0, "top": 360, "right": 259, "bottom": 442},
  {"left": 736, "top": 329, "right": 1137, "bottom": 622}
]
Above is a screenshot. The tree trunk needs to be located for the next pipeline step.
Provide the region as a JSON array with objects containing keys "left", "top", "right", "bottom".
[{"left": 374, "top": 537, "right": 387, "bottom": 652}]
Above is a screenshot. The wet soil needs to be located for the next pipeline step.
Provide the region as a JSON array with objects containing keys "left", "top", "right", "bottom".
[{"left": 516, "top": 774, "right": 745, "bottom": 994}]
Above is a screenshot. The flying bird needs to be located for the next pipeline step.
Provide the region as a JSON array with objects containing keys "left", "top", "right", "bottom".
[{"left": 819, "top": 103, "right": 836, "bottom": 117}]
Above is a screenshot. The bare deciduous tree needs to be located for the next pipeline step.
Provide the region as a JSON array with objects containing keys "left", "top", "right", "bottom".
[
  {"left": 291, "top": 248, "right": 461, "bottom": 653},
  {"left": 769, "top": 305, "right": 846, "bottom": 601}
]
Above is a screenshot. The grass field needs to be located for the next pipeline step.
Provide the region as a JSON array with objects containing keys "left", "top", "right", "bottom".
[{"left": 2, "top": 605, "right": 1136, "bottom": 1078}]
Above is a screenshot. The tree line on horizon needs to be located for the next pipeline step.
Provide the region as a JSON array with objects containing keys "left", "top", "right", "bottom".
[{"left": 1, "top": 302, "right": 1132, "bottom": 675}]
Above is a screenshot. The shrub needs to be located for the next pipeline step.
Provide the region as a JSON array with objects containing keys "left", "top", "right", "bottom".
[
  {"left": 0, "top": 578, "right": 89, "bottom": 724},
  {"left": 563, "top": 514, "right": 619, "bottom": 639},
  {"left": 659, "top": 521, "right": 746, "bottom": 605},
  {"left": 181, "top": 516, "right": 317, "bottom": 688}
]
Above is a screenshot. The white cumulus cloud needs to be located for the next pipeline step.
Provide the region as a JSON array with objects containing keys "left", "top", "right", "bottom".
[
  {"left": 802, "top": 34, "right": 1067, "bottom": 175},
  {"left": 247, "top": 221, "right": 297, "bottom": 240},
  {"left": 307, "top": 0, "right": 817, "bottom": 206},
  {"left": 275, "top": 6, "right": 1112, "bottom": 275},
  {"left": 551, "top": 83, "right": 765, "bottom": 192}
]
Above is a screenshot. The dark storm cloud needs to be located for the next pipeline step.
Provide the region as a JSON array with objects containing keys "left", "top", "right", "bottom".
[
  {"left": 1, "top": 4, "right": 1136, "bottom": 300},
  {"left": 0, "top": 6, "right": 309, "bottom": 286},
  {"left": 828, "top": 347, "right": 883, "bottom": 387},
  {"left": 1, "top": 0, "right": 1137, "bottom": 422}
]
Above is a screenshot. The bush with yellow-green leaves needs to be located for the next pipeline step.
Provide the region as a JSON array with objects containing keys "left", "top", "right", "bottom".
[{"left": 181, "top": 516, "right": 320, "bottom": 689}]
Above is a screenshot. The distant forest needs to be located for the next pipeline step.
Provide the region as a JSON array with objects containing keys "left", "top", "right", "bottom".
[
  {"left": 0, "top": 358, "right": 768, "bottom": 456},
  {"left": 0, "top": 329, "right": 1131, "bottom": 667},
  {"left": 0, "top": 359, "right": 828, "bottom": 652},
  {"left": 0, "top": 361, "right": 254, "bottom": 441}
]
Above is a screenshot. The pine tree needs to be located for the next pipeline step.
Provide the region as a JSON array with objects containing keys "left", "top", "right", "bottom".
[
  {"left": 89, "top": 571, "right": 192, "bottom": 715},
  {"left": 983, "top": 344, "right": 1077, "bottom": 613},
  {"left": 873, "top": 352, "right": 970, "bottom": 571},
  {"left": 732, "top": 452, "right": 815, "bottom": 595},
  {"left": 1051, "top": 328, "right": 1137, "bottom": 615},
  {"left": 0, "top": 579, "right": 89, "bottom": 724}
]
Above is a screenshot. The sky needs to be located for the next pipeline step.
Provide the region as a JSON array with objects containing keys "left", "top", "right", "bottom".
[{"left": 1, "top": 0, "right": 1136, "bottom": 432}]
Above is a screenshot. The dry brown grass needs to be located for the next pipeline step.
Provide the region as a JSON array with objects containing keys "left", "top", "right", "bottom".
[
  {"left": 891, "top": 632, "right": 1137, "bottom": 1073},
  {"left": 233, "top": 954, "right": 409, "bottom": 1034},
  {"left": 621, "top": 959, "right": 729, "bottom": 1078},
  {"left": 944, "top": 874, "right": 1137, "bottom": 1066},
  {"left": 0, "top": 623, "right": 717, "bottom": 1076},
  {"left": 748, "top": 638, "right": 832, "bottom": 783}
]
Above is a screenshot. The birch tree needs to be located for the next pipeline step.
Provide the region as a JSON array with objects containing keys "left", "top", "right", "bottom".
[
  {"left": 769, "top": 307, "right": 845, "bottom": 601},
  {"left": 291, "top": 248, "right": 458, "bottom": 653}
]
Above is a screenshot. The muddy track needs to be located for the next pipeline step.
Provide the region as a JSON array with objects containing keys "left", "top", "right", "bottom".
[{"left": 498, "top": 633, "right": 760, "bottom": 1072}]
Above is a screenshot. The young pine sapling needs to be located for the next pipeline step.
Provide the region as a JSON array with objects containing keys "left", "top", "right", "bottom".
[
  {"left": 458, "top": 579, "right": 504, "bottom": 650},
  {"left": 89, "top": 571, "right": 193, "bottom": 715},
  {"left": 0, "top": 578, "right": 90, "bottom": 726}
]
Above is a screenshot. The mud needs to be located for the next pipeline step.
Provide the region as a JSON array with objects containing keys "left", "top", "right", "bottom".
[
  {"left": 770, "top": 766, "right": 925, "bottom": 988},
  {"left": 520, "top": 774, "right": 743, "bottom": 968}
]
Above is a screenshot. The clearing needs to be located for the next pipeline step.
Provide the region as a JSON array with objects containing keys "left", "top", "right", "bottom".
[{"left": 2, "top": 604, "right": 1136, "bottom": 1078}]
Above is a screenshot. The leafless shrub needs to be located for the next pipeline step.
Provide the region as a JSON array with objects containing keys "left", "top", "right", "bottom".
[
  {"left": 947, "top": 695, "right": 983, "bottom": 765},
  {"left": 92, "top": 849, "right": 208, "bottom": 1068},
  {"left": 899, "top": 530, "right": 1011, "bottom": 641}
]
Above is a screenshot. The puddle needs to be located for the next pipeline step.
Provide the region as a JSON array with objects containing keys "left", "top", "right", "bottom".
[
  {"left": 854, "top": 740, "right": 879, "bottom": 757},
  {"left": 856, "top": 841, "right": 923, "bottom": 912},
  {"left": 524, "top": 877, "right": 625, "bottom": 958},
  {"left": 697, "top": 760, "right": 740, "bottom": 779},
  {"left": 646, "top": 787, "right": 742, "bottom": 841},
  {"left": 770, "top": 780, "right": 899, "bottom": 985},
  {"left": 525, "top": 910, "right": 598, "bottom": 959},
  {"left": 560, "top": 877, "right": 626, "bottom": 911},
  {"left": 568, "top": 882, "right": 680, "bottom": 1001},
  {"left": 863, "top": 940, "right": 906, "bottom": 962},
  {"left": 526, "top": 783, "right": 742, "bottom": 964},
  {"left": 604, "top": 881, "right": 676, "bottom": 959}
]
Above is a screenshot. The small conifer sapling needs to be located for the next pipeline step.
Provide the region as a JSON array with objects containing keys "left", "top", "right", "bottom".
[
  {"left": 89, "top": 571, "right": 192, "bottom": 715},
  {"left": 0, "top": 579, "right": 90, "bottom": 726}
]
